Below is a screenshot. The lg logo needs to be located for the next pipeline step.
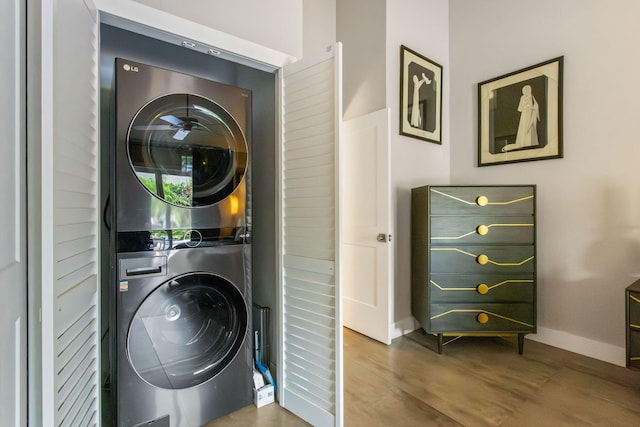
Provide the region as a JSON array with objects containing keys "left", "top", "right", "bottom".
[{"left": 122, "top": 63, "right": 139, "bottom": 72}]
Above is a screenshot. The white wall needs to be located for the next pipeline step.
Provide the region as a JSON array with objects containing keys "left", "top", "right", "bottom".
[
  {"left": 304, "top": 0, "right": 336, "bottom": 58},
  {"left": 386, "top": 0, "right": 450, "bottom": 333},
  {"left": 450, "top": 0, "right": 640, "bottom": 365},
  {"left": 133, "top": 0, "right": 303, "bottom": 58},
  {"left": 337, "top": 0, "right": 386, "bottom": 120}
]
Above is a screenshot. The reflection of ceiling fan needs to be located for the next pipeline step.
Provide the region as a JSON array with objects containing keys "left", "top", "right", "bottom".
[{"left": 133, "top": 115, "right": 200, "bottom": 141}]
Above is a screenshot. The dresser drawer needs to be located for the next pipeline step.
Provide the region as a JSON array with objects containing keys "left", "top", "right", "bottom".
[
  {"left": 429, "top": 303, "right": 534, "bottom": 333},
  {"left": 629, "top": 329, "right": 640, "bottom": 369},
  {"left": 430, "top": 215, "right": 534, "bottom": 245},
  {"left": 429, "top": 274, "right": 534, "bottom": 303},
  {"left": 429, "top": 186, "right": 534, "bottom": 215},
  {"left": 430, "top": 245, "right": 535, "bottom": 274},
  {"left": 629, "top": 291, "right": 640, "bottom": 326}
]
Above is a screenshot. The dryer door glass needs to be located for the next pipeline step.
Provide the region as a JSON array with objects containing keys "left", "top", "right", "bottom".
[
  {"left": 127, "top": 272, "right": 248, "bottom": 389},
  {"left": 127, "top": 94, "right": 248, "bottom": 207}
]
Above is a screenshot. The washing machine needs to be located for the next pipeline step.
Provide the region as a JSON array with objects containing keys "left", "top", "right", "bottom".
[
  {"left": 115, "top": 57, "right": 250, "bottom": 233},
  {"left": 116, "top": 245, "right": 252, "bottom": 427},
  {"left": 113, "top": 58, "right": 253, "bottom": 426}
]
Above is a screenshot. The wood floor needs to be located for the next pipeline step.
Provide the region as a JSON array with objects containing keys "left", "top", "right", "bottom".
[{"left": 205, "top": 328, "right": 640, "bottom": 426}]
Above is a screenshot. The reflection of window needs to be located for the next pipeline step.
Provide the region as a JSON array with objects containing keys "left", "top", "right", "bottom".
[
  {"left": 149, "top": 229, "right": 192, "bottom": 250},
  {"left": 137, "top": 172, "right": 157, "bottom": 193},
  {"left": 137, "top": 172, "right": 193, "bottom": 207},
  {"left": 162, "top": 174, "right": 193, "bottom": 207},
  {"left": 181, "top": 155, "right": 193, "bottom": 174}
]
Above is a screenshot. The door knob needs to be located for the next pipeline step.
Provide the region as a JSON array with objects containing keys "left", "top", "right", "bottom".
[{"left": 377, "top": 233, "right": 391, "bottom": 242}]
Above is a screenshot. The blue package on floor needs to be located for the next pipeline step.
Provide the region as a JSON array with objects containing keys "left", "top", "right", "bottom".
[{"left": 255, "top": 360, "right": 276, "bottom": 393}]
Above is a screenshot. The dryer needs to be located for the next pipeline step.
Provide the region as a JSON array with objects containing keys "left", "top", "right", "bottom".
[{"left": 116, "top": 245, "right": 252, "bottom": 426}]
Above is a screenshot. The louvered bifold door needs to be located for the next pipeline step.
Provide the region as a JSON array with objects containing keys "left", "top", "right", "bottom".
[
  {"left": 40, "top": 1, "right": 101, "bottom": 426},
  {"left": 279, "top": 44, "right": 343, "bottom": 427}
]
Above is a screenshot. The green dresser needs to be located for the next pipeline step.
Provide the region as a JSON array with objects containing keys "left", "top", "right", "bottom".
[
  {"left": 626, "top": 279, "right": 640, "bottom": 369},
  {"left": 411, "top": 185, "right": 536, "bottom": 354}
]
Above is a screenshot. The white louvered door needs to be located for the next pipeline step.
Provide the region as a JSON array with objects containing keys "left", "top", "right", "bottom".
[
  {"left": 279, "top": 44, "right": 343, "bottom": 427},
  {"left": 39, "top": 1, "right": 101, "bottom": 426}
]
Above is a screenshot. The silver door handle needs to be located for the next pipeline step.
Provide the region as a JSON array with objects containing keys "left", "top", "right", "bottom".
[
  {"left": 377, "top": 233, "right": 391, "bottom": 242},
  {"left": 126, "top": 266, "right": 162, "bottom": 276}
]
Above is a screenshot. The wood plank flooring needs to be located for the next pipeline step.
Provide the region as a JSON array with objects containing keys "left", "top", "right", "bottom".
[{"left": 205, "top": 328, "right": 640, "bottom": 426}]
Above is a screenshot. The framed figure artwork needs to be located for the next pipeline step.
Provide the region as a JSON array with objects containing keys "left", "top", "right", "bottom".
[
  {"left": 478, "top": 56, "right": 564, "bottom": 166},
  {"left": 400, "top": 45, "right": 443, "bottom": 144}
]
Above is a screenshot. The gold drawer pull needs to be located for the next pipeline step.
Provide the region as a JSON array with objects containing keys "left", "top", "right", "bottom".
[
  {"left": 477, "top": 313, "right": 489, "bottom": 324},
  {"left": 476, "top": 284, "right": 489, "bottom": 294},
  {"left": 477, "top": 254, "right": 489, "bottom": 265},
  {"left": 476, "top": 195, "right": 489, "bottom": 206},
  {"left": 476, "top": 225, "right": 489, "bottom": 235}
]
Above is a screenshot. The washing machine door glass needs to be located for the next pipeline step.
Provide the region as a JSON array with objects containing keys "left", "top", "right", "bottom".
[
  {"left": 127, "top": 272, "right": 248, "bottom": 389},
  {"left": 127, "top": 94, "right": 247, "bottom": 207}
]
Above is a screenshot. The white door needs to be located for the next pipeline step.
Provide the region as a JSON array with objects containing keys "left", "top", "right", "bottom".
[
  {"left": 342, "top": 109, "right": 393, "bottom": 345},
  {"left": 0, "top": 0, "right": 27, "bottom": 425},
  {"left": 279, "top": 44, "right": 343, "bottom": 427},
  {"left": 38, "top": 1, "right": 101, "bottom": 425}
]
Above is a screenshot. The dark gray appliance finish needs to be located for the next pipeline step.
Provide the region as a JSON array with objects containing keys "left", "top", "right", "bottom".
[
  {"left": 115, "top": 58, "right": 251, "bottom": 232},
  {"left": 100, "top": 24, "right": 279, "bottom": 399},
  {"left": 100, "top": 26, "right": 280, "bottom": 427},
  {"left": 116, "top": 245, "right": 252, "bottom": 427}
]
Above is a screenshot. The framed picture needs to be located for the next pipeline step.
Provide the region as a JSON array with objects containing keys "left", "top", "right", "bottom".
[
  {"left": 400, "top": 45, "right": 443, "bottom": 144},
  {"left": 478, "top": 56, "right": 563, "bottom": 166}
]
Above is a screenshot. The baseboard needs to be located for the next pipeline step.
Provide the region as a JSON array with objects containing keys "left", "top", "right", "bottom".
[
  {"left": 528, "top": 326, "right": 626, "bottom": 367},
  {"left": 391, "top": 316, "right": 419, "bottom": 340}
]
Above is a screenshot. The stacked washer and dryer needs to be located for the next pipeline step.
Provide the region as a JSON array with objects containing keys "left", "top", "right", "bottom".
[{"left": 112, "top": 58, "right": 253, "bottom": 427}]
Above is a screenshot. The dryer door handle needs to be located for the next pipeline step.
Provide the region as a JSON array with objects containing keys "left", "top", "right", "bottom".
[{"left": 126, "top": 266, "right": 162, "bottom": 276}]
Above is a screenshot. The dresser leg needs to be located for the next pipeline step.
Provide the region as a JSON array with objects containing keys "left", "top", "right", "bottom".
[
  {"left": 518, "top": 333, "right": 525, "bottom": 355},
  {"left": 437, "top": 334, "right": 443, "bottom": 354}
]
